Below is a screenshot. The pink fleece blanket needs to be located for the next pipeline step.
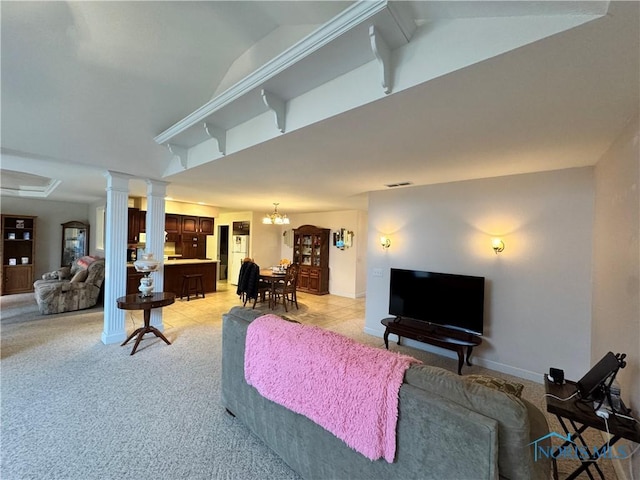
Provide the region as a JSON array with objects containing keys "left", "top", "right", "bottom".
[{"left": 244, "top": 314, "right": 421, "bottom": 462}]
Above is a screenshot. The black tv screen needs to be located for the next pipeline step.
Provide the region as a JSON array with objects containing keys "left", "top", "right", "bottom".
[{"left": 389, "top": 269, "right": 485, "bottom": 335}]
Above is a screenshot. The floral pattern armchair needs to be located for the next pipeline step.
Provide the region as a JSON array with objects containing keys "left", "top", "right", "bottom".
[{"left": 33, "top": 256, "right": 105, "bottom": 315}]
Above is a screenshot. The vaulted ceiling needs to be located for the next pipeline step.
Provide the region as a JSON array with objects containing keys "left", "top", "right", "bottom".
[{"left": 2, "top": 1, "right": 638, "bottom": 214}]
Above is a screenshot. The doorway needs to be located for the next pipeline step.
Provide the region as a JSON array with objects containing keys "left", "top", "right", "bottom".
[{"left": 218, "top": 225, "right": 229, "bottom": 280}]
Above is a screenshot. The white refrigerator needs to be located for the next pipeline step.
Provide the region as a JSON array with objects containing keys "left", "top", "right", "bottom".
[{"left": 229, "top": 235, "right": 249, "bottom": 285}]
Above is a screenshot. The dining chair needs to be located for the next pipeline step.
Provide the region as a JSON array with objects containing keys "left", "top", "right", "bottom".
[
  {"left": 237, "top": 260, "right": 262, "bottom": 307},
  {"left": 273, "top": 263, "right": 300, "bottom": 312}
]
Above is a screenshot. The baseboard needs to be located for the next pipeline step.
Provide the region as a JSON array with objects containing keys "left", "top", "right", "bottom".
[
  {"left": 327, "top": 290, "right": 366, "bottom": 299},
  {"left": 327, "top": 290, "right": 358, "bottom": 299}
]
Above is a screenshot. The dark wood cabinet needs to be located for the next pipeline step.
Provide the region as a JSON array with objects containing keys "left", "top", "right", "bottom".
[
  {"left": 1, "top": 215, "right": 36, "bottom": 295},
  {"left": 126, "top": 268, "right": 145, "bottom": 296},
  {"left": 127, "top": 211, "right": 214, "bottom": 259},
  {"left": 181, "top": 234, "right": 207, "bottom": 259},
  {"left": 181, "top": 234, "right": 199, "bottom": 259},
  {"left": 165, "top": 214, "right": 180, "bottom": 234},
  {"left": 199, "top": 217, "right": 215, "bottom": 235},
  {"left": 180, "top": 216, "right": 214, "bottom": 235},
  {"left": 181, "top": 216, "right": 198, "bottom": 234},
  {"left": 293, "top": 225, "right": 329, "bottom": 295},
  {"left": 138, "top": 210, "right": 146, "bottom": 233},
  {"left": 127, "top": 208, "right": 140, "bottom": 244}
]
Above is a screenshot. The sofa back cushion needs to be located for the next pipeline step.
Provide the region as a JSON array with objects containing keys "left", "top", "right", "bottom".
[
  {"left": 70, "top": 269, "right": 89, "bottom": 283},
  {"left": 404, "top": 365, "right": 539, "bottom": 480},
  {"left": 85, "top": 259, "right": 105, "bottom": 287}
]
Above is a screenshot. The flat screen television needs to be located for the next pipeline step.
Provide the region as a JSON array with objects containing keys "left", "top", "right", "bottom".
[{"left": 389, "top": 268, "right": 485, "bottom": 336}]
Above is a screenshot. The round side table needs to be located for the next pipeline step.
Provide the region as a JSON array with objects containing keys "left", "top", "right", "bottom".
[{"left": 117, "top": 292, "right": 175, "bottom": 355}]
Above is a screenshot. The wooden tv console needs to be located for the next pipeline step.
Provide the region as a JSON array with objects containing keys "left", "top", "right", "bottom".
[{"left": 381, "top": 317, "right": 482, "bottom": 375}]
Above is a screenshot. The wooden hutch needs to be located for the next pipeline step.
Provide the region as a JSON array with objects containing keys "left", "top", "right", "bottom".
[
  {"left": 293, "top": 225, "right": 329, "bottom": 295},
  {"left": 1, "top": 215, "right": 37, "bottom": 295}
]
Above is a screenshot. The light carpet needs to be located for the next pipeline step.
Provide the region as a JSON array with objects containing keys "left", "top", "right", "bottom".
[
  {"left": 1, "top": 294, "right": 300, "bottom": 480},
  {"left": 1, "top": 292, "right": 622, "bottom": 479}
]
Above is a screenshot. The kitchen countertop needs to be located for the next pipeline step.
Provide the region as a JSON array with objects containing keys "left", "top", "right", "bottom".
[
  {"left": 164, "top": 259, "right": 218, "bottom": 266},
  {"left": 127, "top": 259, "right": 219, "bottom": 267}
]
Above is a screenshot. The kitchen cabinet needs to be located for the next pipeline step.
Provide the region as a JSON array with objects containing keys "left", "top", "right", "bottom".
[
  {"left": 199, "top": 217, "right": 215, "bottom": 235},
  {"left": 165, "top": 214, "right": 180, "bottom": 234},
  {"left": 181, "top": 234, "right": 207, "bottom": 259},
  {"left": 126, "top": 268, "right": 145, "bottom": 296},
  {"left": 181, "top": 216, "right": 198, "bottom": 234},
  {"left": 181, "top": 216, "right": 214, "bottom": 234},
  {"left": 127, "top": 211, "right": 214, "bottom": 257},
  {"left": 1, "top": 215, "right": 36, "bottom": 295},
  {"left": 127, "top": 208, "right": 140, "bottom": 244},
  {"left": 293, "top": 225, "right": 329, "bottom": 295},
  {"left": 138, "top": 210, "right": 146, "bottom": 233}
]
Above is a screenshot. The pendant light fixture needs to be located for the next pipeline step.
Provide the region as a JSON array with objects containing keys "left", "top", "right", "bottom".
[{"left": 262, "top": 203, "right": 290, "bottom": 225}]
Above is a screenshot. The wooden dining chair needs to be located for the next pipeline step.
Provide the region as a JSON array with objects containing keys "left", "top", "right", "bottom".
[
  {"left": 252, "top": 277, "right": 272, "bottom": 309},
  {"left": 273, "top": 263, "right": 300, "bottom": 312}
]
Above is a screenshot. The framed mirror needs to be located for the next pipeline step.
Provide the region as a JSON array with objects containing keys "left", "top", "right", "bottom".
[{"left": 61, "top": 221, "right": 89, "bottom": 267}]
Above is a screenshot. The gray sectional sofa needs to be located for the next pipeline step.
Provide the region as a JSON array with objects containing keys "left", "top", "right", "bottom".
[{"left": 221, "top": 306, "right": 551, "bottom": 479}]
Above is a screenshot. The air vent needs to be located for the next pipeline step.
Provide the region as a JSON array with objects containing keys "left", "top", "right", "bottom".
[{"left": 384, "top": 181, "right": 412, "bottom": 188}]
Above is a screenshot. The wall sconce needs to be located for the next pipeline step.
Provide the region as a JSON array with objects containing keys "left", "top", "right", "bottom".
[
  {"left": 492, "top": 238, "right": 505, "bottom": 254},
  {"left": 380, "top": 236, "right": 391, "bottom": 249}
]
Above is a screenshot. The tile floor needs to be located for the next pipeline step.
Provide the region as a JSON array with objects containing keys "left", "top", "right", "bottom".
[{"left": 122, "top": 280, "right": 367, "bottom": 333}]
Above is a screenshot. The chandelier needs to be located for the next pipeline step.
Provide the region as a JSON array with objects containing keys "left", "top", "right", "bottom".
[{"left": 262, "top": 203, "right": 290, "bottom": 225}]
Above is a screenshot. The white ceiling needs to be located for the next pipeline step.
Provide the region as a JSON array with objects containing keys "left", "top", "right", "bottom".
[{"left": 1, "top": 1, "right": 638, "bottom": 214}]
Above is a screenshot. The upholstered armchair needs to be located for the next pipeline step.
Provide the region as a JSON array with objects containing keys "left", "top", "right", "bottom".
[{"left": 33, "top": 256, "right": 105, "bottom": 315}]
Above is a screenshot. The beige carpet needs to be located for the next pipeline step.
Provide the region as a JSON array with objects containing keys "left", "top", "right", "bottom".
[{"left": 1, "top": 289, "right": 627, "bottom": 479}]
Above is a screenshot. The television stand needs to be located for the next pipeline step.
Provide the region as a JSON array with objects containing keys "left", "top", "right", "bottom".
[{"left": 381, "top": 317, "right": 482, "bottom": 375}]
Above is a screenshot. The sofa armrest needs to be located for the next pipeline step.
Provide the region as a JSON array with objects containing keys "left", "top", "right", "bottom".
[{"left": 522, "top": 399, "right": 552, "bottom": 480}]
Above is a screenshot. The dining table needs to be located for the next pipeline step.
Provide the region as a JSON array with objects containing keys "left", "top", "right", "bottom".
[{"left": 258, "top": 269, "right": 286, "bottom": 309}]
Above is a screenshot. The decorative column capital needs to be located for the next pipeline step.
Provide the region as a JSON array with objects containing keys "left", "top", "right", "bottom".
[{"left": 145, "top": 179, "right": 169, "bottom": 197}]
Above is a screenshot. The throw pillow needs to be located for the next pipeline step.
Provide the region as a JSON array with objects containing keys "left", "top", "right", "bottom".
[
  {"left": 76, "top": 256, "right": 97, "bottom": 270},
  {"left": 70, "top": 269, "right": 89, "bottom": 283},
  {"left": 464, "top": 374, "right": 524, "bottom": 398}
]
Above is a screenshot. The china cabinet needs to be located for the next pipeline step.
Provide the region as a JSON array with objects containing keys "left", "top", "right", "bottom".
[
  {"left": 293, "top": 225, "right": 329, "bottom": 295},
  {"left": 61, "top": 221, "right": 89, "bottom": 267},
  {"left": 1, "top": 215, "right": 37, "bottom": 295}
]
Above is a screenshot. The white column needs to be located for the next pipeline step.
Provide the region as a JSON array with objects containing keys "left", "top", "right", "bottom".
[
  {"left": 101, "top": 171, "right": 131, "bottom": 344},
  {"left": 146, "top": 179, "right": 168, "bottom": 330}
]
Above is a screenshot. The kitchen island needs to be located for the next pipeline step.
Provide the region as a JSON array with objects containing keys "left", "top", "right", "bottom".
[{"left": 127, "top": 259, "right": 217, "bottom": 296}]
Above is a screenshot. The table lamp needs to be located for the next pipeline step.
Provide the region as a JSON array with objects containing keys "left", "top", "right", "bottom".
[{"left": 133, "top": 253, "right": 160, "bottom": 297}]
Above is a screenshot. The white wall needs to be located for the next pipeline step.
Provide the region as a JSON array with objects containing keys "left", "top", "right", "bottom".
[
  {"left": 1, "top": 197, "right": 91, "bottom": 278},
  {"left": 279, "top": 210, "right": 368, "bottom": 298},
  {"left": 249, "top": 213, "right": 283, "bottom": 269},
  {"left": 592, "top": 115, "right": 639, "bottom": 432},
  {"left": 131, "top": 197, "right": 220, "bottom": 217},
  {"left": 364, "top": 168, "right": 595, "bottom": 382}
]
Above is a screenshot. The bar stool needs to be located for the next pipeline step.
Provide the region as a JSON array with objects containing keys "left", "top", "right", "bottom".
[{"left": 180, "top": 274, "right": 205, "bottom": 301}]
